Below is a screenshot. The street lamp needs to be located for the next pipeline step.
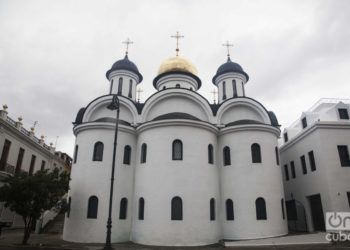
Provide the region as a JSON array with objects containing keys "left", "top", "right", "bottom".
[{"left": 103, "top": 95, "right": 120, "bottom": 250}]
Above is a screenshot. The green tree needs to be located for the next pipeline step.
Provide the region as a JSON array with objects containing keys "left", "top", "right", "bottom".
[{"left": 0, "top": 168, "right": 69, "bottom": 244}]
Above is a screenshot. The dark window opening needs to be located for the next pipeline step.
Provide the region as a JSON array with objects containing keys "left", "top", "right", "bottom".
[
  {"left": 300, "top": 155, "right": 307, "bottom": 174},
  {"left": 210, "top": 198, "right": 215, "bottom": 221},
  {"left": 226, "top": 199, "right": 234, "bottom": 220},
  {"left": 172, "top": 140, "right": 183, "bottom": 160},
  {"left": 118, "top": 77, "right": 123, "bottom": 95},
  {"left": 284, "top": 164, "right": 289, "bottom": 181},
  {"left": 29, "top": 155, "right": 36, "bottom": 176},
  {"left": 40, "top": 160, "right": 46, "bottom": 171},
  {"left": 291, "top": 161, "right": 296, "bottom": 179},
  {"left": 308, "top": 150, "right": 316, "bottom": 171},
  {"left": 15, "top": 148, "right": 25, "bottom": 174},
  {"left": 171, "top": 196, "right": 183, "bottom": 220},
  {"left": 0, "top": 139, "right": 11, "bottom": 171},
  {"left": 223, "top": 146, "right": 231, "bottom": 166},
  {"left": 119, "top": 198, "right": 128, "bottom": 219},
  {"left": 175, "top": 84, "right": 180, "bottom": 88},
  {"left": 232, "top": 80, "right": 237, "bottom": 97},
  {"left": 338, "top": 145, "right": 350, "bottom": 167},
  {"left": 347, "top": 192, "right": 350, "bottom": 208},
  {"left": 251, "top": 143, "right": 262, "bottom": 163},
  {"left": 208, "top": 144, "right": 214, "bottom": 164},
  {"left": 93, "top": 142, "right": 104, "bottom": 161},
  {"left": 302, "top": 117, "right": 307, "bottom": 129},
  {"left": 73, "top": 145, "right": 78, "bottom": 164},
  {"left": 141, "top": 143, "right": 147, "bottom": 163},
  {"left": 87, "top": 196, "right": 98, "bottom": 219},
  {"left": 256, "top": 197, "right": 267, "bottom": 220},
  {"left": 162, "top": 86, "right": 166, "bottom": 90},
  {"left": 222, "top": 81, "right": 226, "bottom": 100},
  {"left": 138, "top": 197, "right": 144, "bottom": 220},
  {"left": 275, "top": 147, "right": 280, "bottom": 165},
  {"left": 128, "top": 80, "right": 133, "bottom": 98},
  {"left": 339, "top": 108, "right": 349, "bottom": 120},
  {"left": 281, "top": 198, "right": 285, "bottom": 220},
  {"left": 284, "top": 133, "right": 288, "bottom": 143},
  {"left": 286, "top": 200, "right": 297, "bottom": 220},
  {"left": 67, "top": 197, "right": 71, "bottom": 218},
  {"left": 123, "top": 145, "right": 131, "bottom": 165}
]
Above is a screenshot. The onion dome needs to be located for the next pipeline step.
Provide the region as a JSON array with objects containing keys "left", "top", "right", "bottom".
[
  {"left": 212, "top": 57, "right": 249, "bottom": 84},
  {"left": 106, "top": 55, "right": 143, "bottom": 82},
  {"left": 153, "top": 56, "right": 201, "bottom": 88},
  {"left": 158, "top": 56, "right": 198, "bottom": 76}
]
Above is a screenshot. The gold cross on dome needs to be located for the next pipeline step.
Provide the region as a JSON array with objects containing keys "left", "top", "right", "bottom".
[
  {"left": 222, "top": 40, "right": 234, "bottom": 59},
  {"left": 137, "top": 88, "right": 143, "bottom": 103},
  {"left": 171, "top": 31, "right": 184, "bottom": 56},
  {"left": 122, "top": 38, "right": 133, "bottom": 55},
  {"left": 210, "top": 89, "right": 218, "bottom": 104}
]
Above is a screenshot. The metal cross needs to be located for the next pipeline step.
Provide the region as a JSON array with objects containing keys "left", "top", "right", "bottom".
[
  {"left": 222, "top": 40, "right": 234, "bottom": 59},
  {"left": 171, "top": 31, "right": 184, "bottom": 56},
  {"left": 122, "top": 38, "right": 133, "bottom": 55},
  {"left": 210, "top": 89, "right": 218, "bottom": 104},
  {"left": 137, "top": 88, "right": 143, "bottom": 103}
]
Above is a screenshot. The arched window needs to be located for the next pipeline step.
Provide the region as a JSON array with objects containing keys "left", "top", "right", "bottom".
[
  {"left": 223, "top": 146, "right": 231, "bottom": 166},
  {"left": 281, "top": 198, "right": 285, "bottom": 220},
  {"left": 138, "top": 197, "right": 144, "bottom": 220},
  {"left": 171, "top": 196, "right": 183, "bottom": 220},
  {"left": 175, "top": 84, "right": 180, "bottom": 88},
  {"left": 110, "top": 79, "right": 114, "bottom": 94},
  {"left": 87, "top": 196, "right": 98, "bottom": 219},
  {"left": 208, "top": 144, "right": 214, "bottom": 164},
  {"left": 119, "top": 198, "right": 128, "bottom": 219},
  {"left": 222, "top": 81, "right": 226, "bottom": 100},
  {"left": 140, "top": 143, "right": 147, "bottom": 163},
  {"left": 128, "top": 79, "right": 133, "bottom": 98},
  {"left": 232, "top": 79, "right": 237, "bottom": 97},
  {"left": 210, "top": 198, "right": 215, "bottom": 221},
  {"left": 256, "top": 197, "right": 267, "bottom": 220},
  {"left": 251, "top": 143, "right": 262, "bottom": 163},
  {"left": 226, "top": 199, "right": 234, "bottom": 220},
  {"left": 162, "top": 86, "right": 166, "bottom": 90},
  {"left": 118, "top": 77, "right": 123, "bottom": 95},
  {"left": 275, "top": 146, "right": 280, "bottom": 165},
  {"left": 123, "top": 145, "right": 131, "bottom": 165},
  {"left": 172, "top": 140, "right": 183, "bottom": 160},
  {"left": 93, "top": 142, "right": 104, "bottom": 161},
  {"left": 242, "top": 81, "right": 245, "bottom": 96},
  {"left": 73, "top": 145, "right": 78, "bottom": 164}
]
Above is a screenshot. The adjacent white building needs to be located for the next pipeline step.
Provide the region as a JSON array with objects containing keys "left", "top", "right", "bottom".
[
  {"left": 0, "top": 105, "right": 72, "bottom": 227},
  {"left": 63, "top": 47, "right": 288, "bottom": 246},
  {"left": 279, "top": 98, "right": 350, "bottom": 232}
]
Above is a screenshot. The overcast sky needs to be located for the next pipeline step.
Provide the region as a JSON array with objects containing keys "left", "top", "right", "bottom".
[{"left": 1, "top": 0, "right": 350, "bottom": 156}]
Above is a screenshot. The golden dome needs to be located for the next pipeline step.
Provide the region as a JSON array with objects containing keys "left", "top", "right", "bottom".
[{"left": 157, "top": 56, "right": 198, "bottom": 76}]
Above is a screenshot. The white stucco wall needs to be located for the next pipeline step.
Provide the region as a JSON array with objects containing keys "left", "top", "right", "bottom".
[
  {"left": 280, "top": 123, "right": 350, "bottom": 232},
  {"left": 132, "top": 122, "right": 221, "bottom": 246},
  {"left": 63, "top": 125, "right": 136, "bottom": 243},
  {"left": 219, "top": 126, "right": 288, "bottom": 239}
]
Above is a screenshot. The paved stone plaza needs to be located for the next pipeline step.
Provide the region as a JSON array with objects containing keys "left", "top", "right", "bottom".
[{"left": 1, "top": 229, "right": 350, "bottom": 250}]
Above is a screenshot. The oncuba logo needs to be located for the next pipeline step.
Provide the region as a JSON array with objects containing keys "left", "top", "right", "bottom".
[{"left": 326, "top": 212, "right": 350, "bottom": 231}]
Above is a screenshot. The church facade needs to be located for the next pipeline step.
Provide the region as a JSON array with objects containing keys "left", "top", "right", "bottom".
[{"left": 63, "top": 43, "right": 288, "bottom": 246}]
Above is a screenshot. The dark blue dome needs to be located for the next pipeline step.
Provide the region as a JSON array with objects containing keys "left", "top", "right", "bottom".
[
  {"left": 106, "top": 55, "right": 143, "bottom": 82},
  {"left": 212, "top": 57, "right": 249, "bottom": 84}
]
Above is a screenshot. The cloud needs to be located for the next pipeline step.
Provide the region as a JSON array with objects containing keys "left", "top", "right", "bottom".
[{"left": 1, "top": 0, "right": 349, "bottom": 155}]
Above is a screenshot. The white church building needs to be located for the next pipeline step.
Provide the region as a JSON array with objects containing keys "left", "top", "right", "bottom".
[{"left": 63, "top": 39, "right": 288, "bottom": 246}]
